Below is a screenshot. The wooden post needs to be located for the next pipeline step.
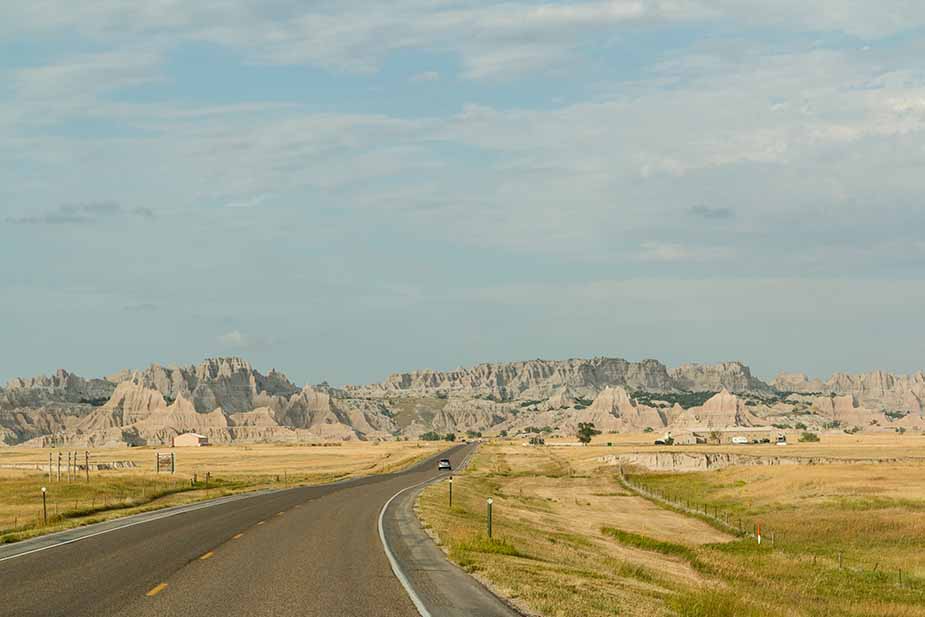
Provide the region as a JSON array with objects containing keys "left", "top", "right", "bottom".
[
  {"left": 48, "top": 451, "right": 52, "bottom": 480},
  {"left": 171, "top": 452, "right": 176, "bottom": 474},
  {"left": 85, "top": 451, "right": 89, "bottom": 482}
]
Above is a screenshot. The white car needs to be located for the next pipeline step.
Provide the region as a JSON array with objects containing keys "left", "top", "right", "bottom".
[
  {"left": 731, "top": 436, "right": 749, "bottom": 445},
  {"left": 437, "top": 458, "right": 452, "bottom": 471}
]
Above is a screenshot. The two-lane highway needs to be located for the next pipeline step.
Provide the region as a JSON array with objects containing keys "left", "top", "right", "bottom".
[{"left": 0, "top": 444, "right": 481, "bottom": 617}]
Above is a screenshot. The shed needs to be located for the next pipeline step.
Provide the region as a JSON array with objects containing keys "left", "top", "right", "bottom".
[{"left": 172, "top": 432, "right": 210, "bottom": 447}]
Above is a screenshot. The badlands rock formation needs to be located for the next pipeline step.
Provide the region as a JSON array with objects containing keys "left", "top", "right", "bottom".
[
  {"left": 772, "top": 370, "right": 925, "bottom": 415},
  {"left": 2, "top": 356, "right": 923, "bottom": 446},
  {"left": 670, "top": 362, "right": 773, "bottom": 395}
]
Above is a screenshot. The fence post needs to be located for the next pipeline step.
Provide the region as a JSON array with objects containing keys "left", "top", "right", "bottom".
[
  {"left": 487, "top": 497, "right": 493, "bottom": 538},
  {"left": 449, "top": 476, "right": 453, "bottom": 508},
  {"left": 41, "top": 487, "right": 47, "bottom": 526},
  {"left": 85, "top": 451, "right": 89, "bottom": 482}
]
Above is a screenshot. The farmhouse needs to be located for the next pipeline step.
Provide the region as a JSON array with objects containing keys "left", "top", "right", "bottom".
[{"left": 172, "top": 432, "right": 210, "bottom": 447}]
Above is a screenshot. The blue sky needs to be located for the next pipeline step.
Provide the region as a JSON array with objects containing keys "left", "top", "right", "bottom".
[{"left": 2, "top": 1, "right": 924, "bottom": 386}]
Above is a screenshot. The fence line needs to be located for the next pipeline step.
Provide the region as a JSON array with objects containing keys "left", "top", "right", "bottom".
[{"left": 617, "top": 466, "right": 920, "bottom": 592}]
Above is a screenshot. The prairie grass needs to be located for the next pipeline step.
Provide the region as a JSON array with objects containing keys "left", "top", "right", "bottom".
[
  {"left": 0, "top": 441, "right": 443, "bottom": 542},
  {"left": 419, "top": 440, "right": 925, "bottom": 617}
]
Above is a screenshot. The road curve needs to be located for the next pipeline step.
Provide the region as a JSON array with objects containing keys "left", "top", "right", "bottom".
[{"left": 0, "top": 444, "right": 481, "bottom": 617}]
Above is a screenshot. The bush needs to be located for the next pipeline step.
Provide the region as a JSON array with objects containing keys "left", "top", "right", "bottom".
[
  {"left": 577, "top": 422, "right": 601, "bottom": 444},
  {"left": 420, "top": 431, "right": 442, "bottom": 441},
  {"left": 444, "top": 433, "right": 456, "bottom": 442},
  {"left": 799, "top": 432, "right": 820, "bottom": 443}
]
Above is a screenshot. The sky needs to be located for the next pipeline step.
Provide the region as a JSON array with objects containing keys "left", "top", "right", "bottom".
[{"left": 2, "top": 1, "right": 924, "bottom": 387}]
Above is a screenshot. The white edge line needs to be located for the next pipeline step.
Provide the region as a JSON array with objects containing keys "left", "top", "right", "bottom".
[
  {"left": 0, "top": 489, "right": 271, "bottom": 564},
  {"left": 1, "top": 444, "right": 467, "bottom": 566},
  {"left": 378, "top": 444, "right": 477, "bottom": 617}
]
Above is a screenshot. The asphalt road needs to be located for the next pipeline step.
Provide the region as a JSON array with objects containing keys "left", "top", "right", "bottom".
[{"left": 0, "top": 443, "right": 486, "bottom": 617}]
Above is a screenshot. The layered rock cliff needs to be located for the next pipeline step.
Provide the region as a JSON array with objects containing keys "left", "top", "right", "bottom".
[{"left": 3, "top": 356, "right": 922, "bottom": 446}]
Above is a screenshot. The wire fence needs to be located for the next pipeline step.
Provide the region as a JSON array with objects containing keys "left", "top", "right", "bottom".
[{"left": 618, "top": 465, "right": 922, "bottom": 592}]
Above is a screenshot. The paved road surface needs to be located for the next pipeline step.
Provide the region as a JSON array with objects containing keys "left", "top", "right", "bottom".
[{"left": 0, "top": 443, "right": 518, "bottom": 617}]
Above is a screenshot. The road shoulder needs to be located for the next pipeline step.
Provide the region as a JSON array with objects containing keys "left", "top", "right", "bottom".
[{"left": 380, "top": 462, "right": 523, "bottom": 617}]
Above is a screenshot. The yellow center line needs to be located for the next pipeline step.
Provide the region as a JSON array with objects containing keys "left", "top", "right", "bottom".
[
  {"left": 146, "top": 583, "right": 168, "bottom": 597},
  {"left": 199, "top": 551, "right": 215, "bottom": 560},
  {"left": 257, "top": 521, "right": 265, "bottom": 526},
  {"left": 232, "top": 533, "right": 243, "bottom": 540}
]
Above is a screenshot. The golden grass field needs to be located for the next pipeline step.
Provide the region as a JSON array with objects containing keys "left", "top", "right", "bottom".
[
  {"left": 418, "top": 434, "right": 925, "bottom": 617},
  {"left": 0, "top": 441, "right": 445, "bottom": 543}
]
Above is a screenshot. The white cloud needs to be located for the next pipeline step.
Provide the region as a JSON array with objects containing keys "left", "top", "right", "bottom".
[
  {"left": 410, "top": 71, "right": 440, "bottom": 82},
  {"left": 638, "top": 242, "right": 731, "bottom": 263},
  {"left": 218, "top": 330, "right": 272, "bottom": 351}
]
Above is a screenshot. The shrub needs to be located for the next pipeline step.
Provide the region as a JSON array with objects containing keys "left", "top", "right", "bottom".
[
  {"left": 577, "top": 422, "right": 601, "bottom": 444},
  {"left": 799, "top": 432, "right": 820, "bottom": 443}
]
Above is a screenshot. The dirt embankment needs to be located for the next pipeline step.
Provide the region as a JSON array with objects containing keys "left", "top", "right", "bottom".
[{"left": 599, "top": 451, "right": 919, "bottom": 472}]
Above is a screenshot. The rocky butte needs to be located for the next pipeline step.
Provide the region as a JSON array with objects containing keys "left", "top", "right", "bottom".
[{"left": 0, "top": 356, "right": 922, "bottom": 447}]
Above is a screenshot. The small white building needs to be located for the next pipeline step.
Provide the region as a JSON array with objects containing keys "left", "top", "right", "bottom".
[{"left": 172, "top": 432, "right": 210, "bottom": 447}]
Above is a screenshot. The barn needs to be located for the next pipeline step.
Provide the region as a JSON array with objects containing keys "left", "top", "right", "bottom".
[{"left": 172, "top": 432, "right": 210, "bottom": 447}]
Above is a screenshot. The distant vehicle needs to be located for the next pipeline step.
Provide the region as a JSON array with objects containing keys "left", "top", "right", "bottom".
[
  {"left": 776, "top": 433, "right": 788, "bottom": 446},
  {"left": 438, "top": 459, "right": 452, "bottom": 471},
  {"left": 731, "top": 436, "right": 749, "bottom": 445}
]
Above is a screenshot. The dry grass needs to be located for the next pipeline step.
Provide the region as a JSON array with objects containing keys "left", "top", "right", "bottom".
[
  {"left": 0, "top": 441, "right": 443, "bottom": 543},
  {"left": 420, "top": 438, "right": 925, "bottom": 617}
]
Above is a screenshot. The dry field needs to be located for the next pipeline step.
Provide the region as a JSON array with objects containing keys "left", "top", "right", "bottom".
[
  {"left": 418, "top": 435, "right": 925, "bottom": 617},
  {"left": 0, "top": 441, "right": 444, "bottom": 543}
]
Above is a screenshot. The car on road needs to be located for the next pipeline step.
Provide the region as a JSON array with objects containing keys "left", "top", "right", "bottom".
[
  {"left": 731, "top": 436, "right": 749, "bottom": 445},
  {"left": 438, "top": 458, "right": 452, "bottom": 471}
]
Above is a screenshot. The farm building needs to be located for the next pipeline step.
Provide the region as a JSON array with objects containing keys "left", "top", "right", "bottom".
[{"left": 172, "top": 432, "right": 210, "bottom": 447}]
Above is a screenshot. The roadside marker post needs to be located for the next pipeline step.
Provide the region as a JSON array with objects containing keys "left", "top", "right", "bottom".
[
  {"left": 487, "top": 497, "right": 493, "bottom": 539},
  {"left": 41, "top": 487, "right": 47, "bottom": 526},
  {"left": 449, "top": 476, "right": 453, "bottom": 508},
  {"left": 85, "top": 451, "right": 89, "bottom": 482}
]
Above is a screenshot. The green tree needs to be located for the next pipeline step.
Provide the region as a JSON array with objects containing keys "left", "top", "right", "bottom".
[
  {"left": 420, "top": 431, "right": 441, "bottom": 441},
  {"left": 577, "top": 422, "right": 601, "bottom": 444},
  {"left": 799, "top": 432, "right": 820, "bottom": 443},
  {"left": 444, "top": 433, "right": 456, "bottom": 442}
]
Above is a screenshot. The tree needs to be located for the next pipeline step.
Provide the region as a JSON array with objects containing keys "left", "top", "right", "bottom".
[
  {"left": 799, "top": 432, "right": 820, "bottom": 443},
  {"left": 577, "top": 422, "right": 601, "bottom": 444},
  {"left": 420, "top": 431, "right": 441, "bottom": 441},
  {"left": 499, "top": 429, "right": 508, "bottom": 437},
  {"left": 444, "top": 433, "right": 456, "bottom": 442}
]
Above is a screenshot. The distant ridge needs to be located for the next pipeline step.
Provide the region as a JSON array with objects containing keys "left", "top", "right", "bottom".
[{"left": 1, "top": 356, "right": 922, "bottom": 446}]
